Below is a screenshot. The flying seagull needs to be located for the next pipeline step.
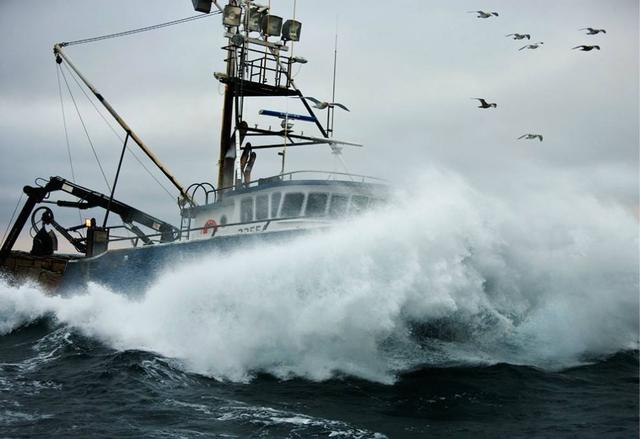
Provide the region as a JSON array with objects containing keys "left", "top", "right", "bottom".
[
  {"left": 579, "top": 27, "right": 606, "bottom": 35},
  {"left": 519, "top": 42, "right": 544, "bottom": 50},
  {"left": 518, "top": 134, "right": 543, "bottom": 142},
  {"left": 304, "top": 96, "right": 350, "bottom": 112},
  {"left": 573, "top": 45, "right": 600, "bottom": 51},
  {"left": 472, "top": 98, "right": 497, "bottom": 109},
  {"left": 506, "top": 33, "right": 531, "bottom": 40},
  {"left": 468, "top": 10, "right": 499, "bottom": 18}
]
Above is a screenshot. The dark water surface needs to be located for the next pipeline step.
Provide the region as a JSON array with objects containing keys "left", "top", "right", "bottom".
[{"left": 1, "top": 320, "right": 637, "bottom": 438}]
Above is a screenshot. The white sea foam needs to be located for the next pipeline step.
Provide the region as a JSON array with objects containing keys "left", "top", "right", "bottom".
[
  {"left": 165, "top": 399, "right": 385, "bottom": 438},
  {"left": 0, "top": 170, "right": 637, "bottom": 383}
]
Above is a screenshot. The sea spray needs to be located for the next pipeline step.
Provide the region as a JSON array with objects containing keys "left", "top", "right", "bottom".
[{"left": 0, "top": 171, "right": 637, "bottom": 383}]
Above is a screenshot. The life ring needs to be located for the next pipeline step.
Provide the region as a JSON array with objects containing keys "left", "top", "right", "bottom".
[{"left": 202, "top": 219, "right": 218, "bottom": 235}]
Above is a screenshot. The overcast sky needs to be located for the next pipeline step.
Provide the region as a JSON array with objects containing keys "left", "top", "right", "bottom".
[{"left": 0, "top": 0, "right": 637, "bottom": 251}]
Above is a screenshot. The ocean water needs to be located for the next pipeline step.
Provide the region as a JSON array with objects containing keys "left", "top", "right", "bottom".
[{"left": 1, "top": 172, "right": 638, "bottom": 438}]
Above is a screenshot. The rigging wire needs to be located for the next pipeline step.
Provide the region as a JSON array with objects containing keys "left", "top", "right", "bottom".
[
  {"left": 60, "top": 12, "right": 221, "bottom": 47},
  {"left": 63, "top": 63, "right": 177, "bottom": 202},
  {"left": 56, "top": 64, "right": 83, "bottom": 225},
  {"left": 56, "top": 65, "right": 77, "bottom": 183},
  {"left": 1, "top": 193, "right": 24, "bottom": 246},
  {"left": 52, "top": 10, "right": 223, "bottom": 202},
  {"left": 59, "top": 64, "right": 112, "bottom": 193}
]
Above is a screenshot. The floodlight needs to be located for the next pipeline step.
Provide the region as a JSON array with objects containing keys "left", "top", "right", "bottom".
[
  {"left": 223, "top": 5, "right": 242, "bottom": 26},
  {"left": 261, "top": 15, "right": 283, "bottom": 37},
  {"left": 191, "top": 0, "right": 212, "bottom": 14},
  {"left": 247, "top": 6, "right": 267, "bottom": 32},
  {"left": 282, "top": 20, "right": 302, "bottom": 41}
]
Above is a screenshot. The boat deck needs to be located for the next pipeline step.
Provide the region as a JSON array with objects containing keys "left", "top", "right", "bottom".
[{"left": 1, "top": 251, "right": 77, "bottom": 292}]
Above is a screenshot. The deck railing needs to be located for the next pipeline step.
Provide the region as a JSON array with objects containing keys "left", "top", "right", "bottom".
[
  {"left": 185, "top": 170, "right": 387, "bottom": 207},
  {"left": 110, "top": 215, "right": 331, "bottom": 246}
]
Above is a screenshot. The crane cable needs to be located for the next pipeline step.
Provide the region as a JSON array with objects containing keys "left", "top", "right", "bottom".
[
  {"left": 59, "top": 64, "right": 112, "bottom": 193},
  {"left": 1, "top": 193, "right": 24, "bottom": 246},
  {"left": 56, "top": 63, "right": 84, "bottom": 225},
  {"left": 55, "top": 65, "right": 77, "bottom": 184},
  {"left": 60, "top": 12, "right": 221, "bottom": 47},
  {"left": 62, "top": 62, "right": 177, "bottom": 202},
  {"left": 54, "top": 10, "right": 221, "bottom": 201}
]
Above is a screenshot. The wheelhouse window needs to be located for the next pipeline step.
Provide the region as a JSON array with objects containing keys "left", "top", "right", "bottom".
[
  {"left": 349, "top": 195, "right": 369, "bottom": 214},
  {"left": 270, "top": 192, "right": 281, "bottom": 218},
  {"left": 329, "top": 194, "right": 348, "bottom": 217},
  {"left": 256, "top": 194, "right": 269, "bottom": 220},
  {"left": 305, "top": 193, "right": 328, "bottom": 217},
  {"left": 280, "top": 193, "right": 304, "bottom": 218},
  {"left": 240, "top": 197, "right": 253, "bottom": 222}
]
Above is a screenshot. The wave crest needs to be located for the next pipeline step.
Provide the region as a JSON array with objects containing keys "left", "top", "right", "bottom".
[{"left": 1, "top": 171, "right": 638, "bottom": 383}]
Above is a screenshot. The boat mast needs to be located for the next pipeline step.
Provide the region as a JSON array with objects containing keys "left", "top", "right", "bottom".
[
  {"left": 217, "top": 37, "right": 236, "bottom": 192},
  {"left": 195, "top": 0, "right": 361, "bottom": 193}
]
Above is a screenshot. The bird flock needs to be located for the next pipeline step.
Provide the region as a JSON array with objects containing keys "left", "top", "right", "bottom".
[{"left": 467, "top": 10, "right": 607, "bottom": 142}]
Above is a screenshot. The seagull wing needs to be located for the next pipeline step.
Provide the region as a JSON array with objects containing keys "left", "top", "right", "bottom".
[
  {"left": 525, "top": 34, "right": 531, "bottom": 39},
  {"left": 572, "top": 46, "right": 582, "bottom": 50},
  {"left": 537, "top": 135, "right": 543, "bottom": 142},
  {"left": 505, "top": 33, "right": 515, "bottom": 37},
  {"left": 304, "top": 96, "right": 321, "bottom": 105},
  {"left": 517, "top": 134, "right": 527, "bottom": 139},
  {"left": 333, "top": 103, "right": 350, "bottom": 112},
  {"left": 519, "top": 45, "right": 529, "bottom": 50}
]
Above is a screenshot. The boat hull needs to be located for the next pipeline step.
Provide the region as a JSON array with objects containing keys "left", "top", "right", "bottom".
[
  {"left": 58, "top": 228, "right": 310, "bottom": 295},
  {"left": 0, "top": 251, "right": 75, "bottom": 292}
]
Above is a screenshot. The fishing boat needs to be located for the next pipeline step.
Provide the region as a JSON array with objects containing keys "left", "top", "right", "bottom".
[{"left": 0, "top": 1, "right": 387, "bottom": 293}]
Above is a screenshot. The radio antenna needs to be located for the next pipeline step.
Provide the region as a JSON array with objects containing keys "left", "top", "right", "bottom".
[{"left": 329, "top": 18, "right": 339, "bottom": 138}]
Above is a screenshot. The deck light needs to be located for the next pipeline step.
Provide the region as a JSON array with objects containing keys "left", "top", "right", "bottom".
[
  {"left": 282, "top": 20, "right": 302, "bottom": 41},
  {"left": 191, "top": 0, "right": 212, "bottom": 13},
  {"left": 261, "top": 15, "right": 283, "bottom": 37},
  {"left": 223, "top": 5, "right": 242, "bottom": 27},
  {"left": 247, "top": 6, "right": 268, "bottom": 32}
]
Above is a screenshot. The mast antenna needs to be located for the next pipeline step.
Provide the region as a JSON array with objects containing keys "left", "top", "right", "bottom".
[
  {"left": 328, "top": 18, "right": 338, "bottom": 138},
  {"left": 327, "top": 17, "right": 354, "bottom": 179},
  {"left": 279, "top": 0, "right": 296, "bottom": 175}
]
